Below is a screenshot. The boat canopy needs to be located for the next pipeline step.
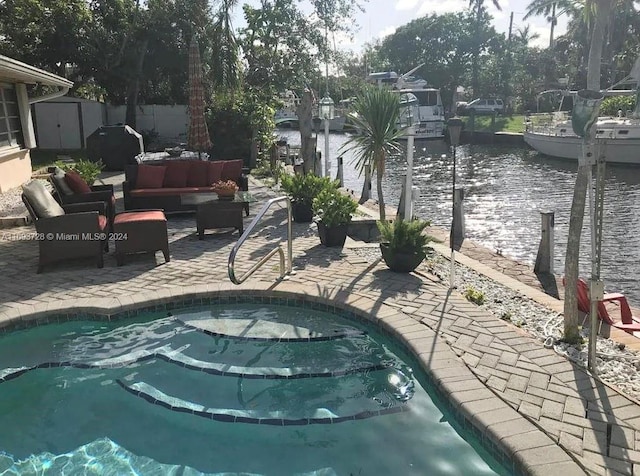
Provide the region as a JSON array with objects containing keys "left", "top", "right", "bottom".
[{"left": 367, "top": 71, "right": 399, "bottom": 81}]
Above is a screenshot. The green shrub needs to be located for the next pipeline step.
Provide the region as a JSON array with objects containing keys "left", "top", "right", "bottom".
[
  {"left": 600, "top": 96, "right": 636, "bottom": 116},
  {"left": 279, "top": 173, "right": 338, "bottom": 206},
  {"left": 313, "top": 189, "right": 358, "bottom": 227},
  {"left": 464, "top": 287, "right": 486, "bottom": 305},
  {"left": 377, "top": 218, "right": 434, "bottom": 256},
  {"left": 55, "top": 159, "right": 104, "bottom": 185}
]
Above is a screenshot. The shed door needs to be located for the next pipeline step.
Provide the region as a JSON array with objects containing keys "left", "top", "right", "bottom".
[{"left": 35, "top": 103, "right": 82, "bottom": 149}]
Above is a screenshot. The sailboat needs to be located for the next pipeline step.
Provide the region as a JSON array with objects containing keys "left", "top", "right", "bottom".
[{"left": 523, "top": 59, "right": 640, "bottom": 165}]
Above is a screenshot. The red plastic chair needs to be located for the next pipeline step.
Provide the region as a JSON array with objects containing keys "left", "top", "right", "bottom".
[{"left": 575, "top": 278, "right": 640, "bottom": 333}]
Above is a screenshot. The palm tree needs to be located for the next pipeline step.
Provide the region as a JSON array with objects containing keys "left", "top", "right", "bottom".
[
  {"left": 341, "top": 87, "right": 405, "bottom": 220},
  {"left": 211, "top": 0, "right": 241, "bottom": 92},
  {"left": 524, "top": 1, "right": 581, "bottom": 48},
  {"left": 469, "top": 0, "right": 501, "bottom": 95},
  {"left": 563, "top": 0, "right": 613, "bottom": 343},
  {"left": 515, "top": 24, "right": 541, "bottom": 45}
]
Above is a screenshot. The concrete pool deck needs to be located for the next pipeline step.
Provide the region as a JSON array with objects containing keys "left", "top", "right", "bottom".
[{"left": 0, "top": 173, "right": 638, "bottom": 475}]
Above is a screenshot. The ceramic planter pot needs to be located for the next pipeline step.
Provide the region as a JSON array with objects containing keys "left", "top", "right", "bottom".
[
  {"left": 380, "top": 243, "right": 425, "bottom": 273},
  {"left": 317, "top": 222, "right": 348, "bottom": 247},
  {"left": 292, "top": 202, "right": 314, "bottom": 223}
]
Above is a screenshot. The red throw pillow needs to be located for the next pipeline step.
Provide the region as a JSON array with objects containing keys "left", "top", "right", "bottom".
[
  {"left": 163, "top": 161, "right": 192, "bottom": 188},
  {"left": 208, "top": 161, "right": 225, "bottom": 184},
  {"left": 187, "top": 160, "right": 211, "bottom": 187},
  {"left": 136, "top": 165, "right": 167, "bottom": 189},
  {"left": 64, "top": 170, "right": 91, "bottom": 194},
  {"left": 221, "top": 159, "right": 244, "bottom": 182}
]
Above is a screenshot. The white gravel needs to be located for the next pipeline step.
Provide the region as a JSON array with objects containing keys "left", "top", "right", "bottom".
[
  {"left": 0, "top": 186, "right": 27, "bottom": 218},
  {"left": 0, "top": 179, "right": 53, "bottom": 218},
  {"left": 353, "top": 246, "right": 640, "bottom": 402}
]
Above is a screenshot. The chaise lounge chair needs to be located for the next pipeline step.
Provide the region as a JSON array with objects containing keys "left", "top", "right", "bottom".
[{"left": 575, "top": 277, "right": 640, "bottom": 333}]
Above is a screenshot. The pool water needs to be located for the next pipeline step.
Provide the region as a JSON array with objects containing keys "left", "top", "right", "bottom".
[{"left": 0, "top": 304, "right": 510, "bottom": 475}]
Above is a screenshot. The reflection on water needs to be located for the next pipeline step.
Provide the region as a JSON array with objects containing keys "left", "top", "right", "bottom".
[{"left": 276, "top": 130, "right": 640, "bottom": 306}]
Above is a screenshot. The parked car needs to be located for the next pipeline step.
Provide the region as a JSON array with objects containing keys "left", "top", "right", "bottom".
[{"left": 463, "top": 98, "right": 504, "bottom": 115}]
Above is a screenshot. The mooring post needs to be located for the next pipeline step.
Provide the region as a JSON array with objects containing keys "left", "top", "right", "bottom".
[
  {"left": 314, "top": 151, "right": 322, "bottom": 176},
  {"left": 397, "top": 176, "right": 407, "bottom": 219},
  {"left": 534, "top": 211, "right": 555, "bottom": 274},
  {"left": 452, "top": 187, "right": 465, "bottom": 245},
  {"left": 336, "top": 156, "right": 344, "bottom": 186}
]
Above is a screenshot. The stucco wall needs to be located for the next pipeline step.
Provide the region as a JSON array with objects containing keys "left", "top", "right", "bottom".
[{"left": 0, "top": 148, "right": 31, "bottom": 193}]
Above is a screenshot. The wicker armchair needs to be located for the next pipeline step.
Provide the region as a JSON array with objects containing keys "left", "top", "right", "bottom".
[
  {"left": 22, "top": 194, "right": 109, "bottom": 273},
  {"left": 49, "top": 174, "right": 116, "bottom": 229}
]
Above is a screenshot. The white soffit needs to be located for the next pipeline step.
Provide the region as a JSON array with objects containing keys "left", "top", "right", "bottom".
[{"left": 0, "top": 54, "right": 73, "bottom": 88}]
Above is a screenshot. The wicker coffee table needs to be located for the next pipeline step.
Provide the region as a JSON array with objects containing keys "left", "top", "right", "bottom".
[{"left": 180, "top": 192, "right": 255, "bottom": 240}]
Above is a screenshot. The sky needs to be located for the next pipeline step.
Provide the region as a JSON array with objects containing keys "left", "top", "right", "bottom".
[{"left": 232, "top": 0, "right": 569, "bottom": 52}]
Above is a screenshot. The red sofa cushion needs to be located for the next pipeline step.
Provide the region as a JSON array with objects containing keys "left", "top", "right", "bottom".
[
  {"left": 136, "top": 165, "right": 167, "bottom": 189},
  {"left": 187, "top": 160, "right": 211, "bottom": 187},
  {"left": 130, "top": 186, "right": 216, "bottom": 197},
  {"left": 221, "top": 159, "right": 243, "bottom": 181},
  {"left": 208, "top": 161, "right": 224, "bottom": 184},
  {"left": 115, "top": 210, "right": 167, "bottom": 224},
  {"left": 164, "top": 161, "right": 192, "bottom": 187},
  {"left": 64, "top": 171, "right": 91, "bottom": 194}
]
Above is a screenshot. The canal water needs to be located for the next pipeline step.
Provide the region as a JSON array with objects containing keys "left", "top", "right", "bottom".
[{"left": 277, "top": 130, "right": 640, "bottom": 306}]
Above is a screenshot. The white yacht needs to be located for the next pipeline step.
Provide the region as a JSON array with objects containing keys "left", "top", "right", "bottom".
[{"left": 367, "top": 66, "right": 446, "bottom": 140}]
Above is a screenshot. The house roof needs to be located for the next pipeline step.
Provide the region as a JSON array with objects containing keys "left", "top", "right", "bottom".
[{"left": 0, "top": 54, "right": 73, "bottom": 88}]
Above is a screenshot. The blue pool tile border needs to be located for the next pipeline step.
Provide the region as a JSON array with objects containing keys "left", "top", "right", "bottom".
[
  {"left": 115, "top": 378, "right": 408, "bottom": 426},
  {"left": 0, "top": 353, "right": 393, "bottom": 384}
]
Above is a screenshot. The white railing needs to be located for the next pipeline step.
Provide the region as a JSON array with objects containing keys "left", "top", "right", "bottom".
[{"left": 228, "top": 196, "right": 293, "bottom": 285}]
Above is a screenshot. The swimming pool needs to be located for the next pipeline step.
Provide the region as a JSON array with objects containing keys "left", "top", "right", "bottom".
[{"left": 0, "top": 299, "right": 510, "bottom": 475}]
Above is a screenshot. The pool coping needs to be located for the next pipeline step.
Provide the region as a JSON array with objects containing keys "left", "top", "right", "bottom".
[{"left": 0, "top": 282, "right": 585, "bottom": 475}]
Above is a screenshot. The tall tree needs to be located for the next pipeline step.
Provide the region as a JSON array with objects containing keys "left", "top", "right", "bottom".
[
  {"left": 0, "top": 0, "right": 92, "bottom": 80},
  {"left": 373, "top": 12, "right": 482, "bottom": 109},
  {"left": 211, "top": 0, "right": 242, "bottom": 92},
  {"left": 524, "top": 1, "right": 580, "bottom": 48},
  {"left": 515, "top": 25, "right": 541, "bottom": 45},
  {"left": 468, "top": 0, "right": 501, "bottom": 95}
]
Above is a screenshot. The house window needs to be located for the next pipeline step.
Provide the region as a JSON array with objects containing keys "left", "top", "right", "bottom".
[{"left": 0, "top": 84, "right": 24, "bottom": 149}]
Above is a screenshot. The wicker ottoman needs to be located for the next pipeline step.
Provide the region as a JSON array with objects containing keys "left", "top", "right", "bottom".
[{"left": 113, "top": 210, "right": 170, "bottom": 266}]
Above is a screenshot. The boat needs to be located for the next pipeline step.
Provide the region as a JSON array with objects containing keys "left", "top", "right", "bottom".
[
  {"left": 367, "top": 65, "right": 446, "bottom": 140},
  {"left": 524, "top": 113, "right": 640, "bottom": 164},
  {"left": 274, "top": 90, "right": 300, "bottom": 126},
  {"left": 274, "top": 90, "right": 347, "bottom": 132},
  {"left": 524, "top": 60, "right": 640, "bottom": 164}
]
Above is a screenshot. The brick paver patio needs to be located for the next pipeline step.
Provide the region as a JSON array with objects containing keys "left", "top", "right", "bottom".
[{"left": 2, "top": 173, "right": 640, "bottom": 475}]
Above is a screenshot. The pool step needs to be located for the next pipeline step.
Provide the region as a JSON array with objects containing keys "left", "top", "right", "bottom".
[
  {"left": 180, "top": 317, "right": 366, "bottom": 342},
  {"left": 117, "top": 379, "right": 408, "bottom": 425}
]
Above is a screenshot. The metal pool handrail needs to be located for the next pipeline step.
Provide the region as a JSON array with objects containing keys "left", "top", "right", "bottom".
[{"left": 228, "top": 196, "right": 293, "bottom": 284}]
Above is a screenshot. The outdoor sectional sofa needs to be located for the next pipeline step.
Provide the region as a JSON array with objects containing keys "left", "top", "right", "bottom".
[{"left": 123, "top": 158, "right": 248, "bottom": 212}]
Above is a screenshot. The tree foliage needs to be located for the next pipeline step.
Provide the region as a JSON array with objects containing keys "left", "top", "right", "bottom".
[{"left": 341, "top": 87, "right": 405, "bottom": 219}]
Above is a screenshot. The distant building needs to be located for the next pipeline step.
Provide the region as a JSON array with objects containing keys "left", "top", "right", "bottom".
[{"left": 0, "top": 55, "right": 72, "bottom": 192}]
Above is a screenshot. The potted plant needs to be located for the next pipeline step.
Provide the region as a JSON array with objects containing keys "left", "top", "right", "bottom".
[
  {"left": 313, "top": 189, "right": 358, "bottom": 247},
  {"left": 377, "top": 218, "right": 435, "bottom": 273},
  {"left": 212, "top": 180, "right": 239, "bottom": 200},
  {"left": 54, "top": 159, "right": 105, "bottom": 185},
  {"left": 280, "top": 173, "right": 337, "bottom": 222}
]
